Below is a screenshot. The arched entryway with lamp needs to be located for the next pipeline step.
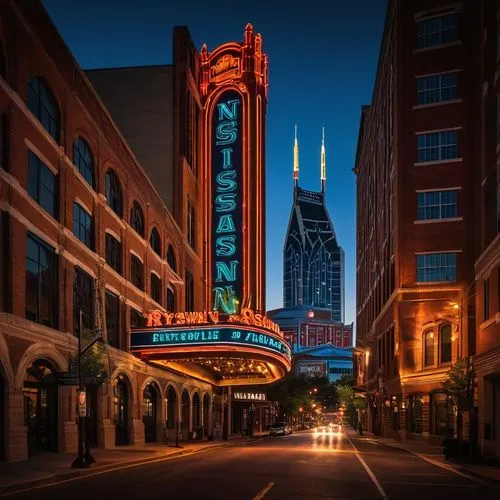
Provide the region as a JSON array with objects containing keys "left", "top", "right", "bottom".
[
  {"left": 113, "top": 374, "right": 131, "bottom": 445},
  {"left": 166, "top": 385, "right": 177, "bottom": 431},
  {"left": 181, "top": 389, "right": 190, "bottom": 437}
]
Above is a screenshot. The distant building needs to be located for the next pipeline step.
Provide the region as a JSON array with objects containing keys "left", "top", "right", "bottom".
[
  {"left": 268, "top": 305, "right": 353, "bottom": 351},
  {"left": 283, "top": 128, "right": 345, "bottom": 322},
  {"left": 293, "top": 344, "right": 353, "bottom": 384}
]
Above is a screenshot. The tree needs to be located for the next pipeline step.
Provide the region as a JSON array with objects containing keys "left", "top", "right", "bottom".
[{"left": 336, "top": 384, "right": 366, "bottom": 428}]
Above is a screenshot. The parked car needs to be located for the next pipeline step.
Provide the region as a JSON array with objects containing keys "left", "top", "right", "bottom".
[{"left": 270, "top": 422, "right": 291, "bottom": 436}]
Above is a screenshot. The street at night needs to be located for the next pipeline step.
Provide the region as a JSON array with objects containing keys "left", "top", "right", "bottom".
[{"left": 3, "top": 431, "right": 498, "bottom": 500}]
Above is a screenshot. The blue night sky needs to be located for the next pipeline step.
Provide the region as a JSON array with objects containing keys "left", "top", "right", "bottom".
[{"left": 42, "top": 0, "right": 386, "bottom": 328}]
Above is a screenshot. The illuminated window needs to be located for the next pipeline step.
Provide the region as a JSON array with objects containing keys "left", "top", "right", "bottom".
[
  {"left": 423, "top": 331, "right": 434, "bottom": 367},
  {"left": 130, "top": 254, "right": 144, "bottom": 291},
  {"left": 416, "top": 13, "right": 458, "bottom": 49},
  {"left": 439, "top": 324, "right": 452, "bottom": 363},
  {"left": 151, "top": 273, "right": 161, "bottom": 304},
  {"left": 73, "top": 203, "right": 93, "bottom": 250},
  {"left": 105, "top": 234, "right": 122, "bottom": 274},
  {"left": 416, "top": 253, "right": 456, "bottom": 282},
  {"left": 149, "top": 228, "right": 161, "bottom": 256},
  {"left": 416, "top": 73, "right": 457, "bottom": 105},
  {"left": 27, "top": 77, "right": 60, "bottom": 142},
  {"left": 105, "top": 170, "right": 122, "bottom": 217},
  {"left": 417, "top": 190, "right": 457, "bottom": 220},
  {"left": 130, "top": 201, "right": 144, "bottom": 237},
  {"left": 28, "top": 151, "right": 57, "bottom": 218},
  {"left": 417, "top": 131, "right": 457, "bottom": 162},
  {"left": 73, "top": 137, "right": 94, "bottom": 187}
]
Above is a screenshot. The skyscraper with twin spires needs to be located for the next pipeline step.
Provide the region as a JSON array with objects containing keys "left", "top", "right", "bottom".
[{"left": 283, "top": 128, "right": 345, "bottom": 322}]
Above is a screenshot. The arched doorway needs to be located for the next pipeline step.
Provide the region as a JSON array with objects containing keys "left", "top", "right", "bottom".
[
  {"left": 0, "top": 369, "right": 4, "bottom": 461},
  {"left": 113, "top": 375, "right": 130, "bottom": 445},
  {"left": 181, "top": 389, "right": 190, "bottom": 432},
  {"left": 166, "top": 386, "right": 177, "bottom": 429},
  {"left": 203, "top": 394, "right": 210, "bottom": 437},
  {"left": 143, "top": 383, "right": 158, "bottom": 443},
  {"left": 23, "top": 359, "right": 58, "bottom": 455},
  {"left": 192, "top": 392, "right": 200, "bottom": 430}
]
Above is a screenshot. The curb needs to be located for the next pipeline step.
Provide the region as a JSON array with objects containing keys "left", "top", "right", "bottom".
[{"left": 0, "top": 444, "right": 227, "bottom": 497}]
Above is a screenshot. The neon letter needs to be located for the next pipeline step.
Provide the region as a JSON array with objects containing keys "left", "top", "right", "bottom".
[
  {"left": 213, "top": 286, "right": 237, "bottom": 314},
  {"left": 215, "top": 193, "right": 237, "bottom": 212},
  {"left": 216, "top": 214, "right": 235, "bottom": 233},
  {"left": 216, "top": 235, "right": 236, "bottom": 256},
  {"left": 216, "top": 170, "right": 237, "bottom": 192},
  {"left": 221, "top": 148, "right": 233, "bottom": 169},
  {"left": 215, "top": 261, "right": 239, "bottom": 282},
  {"left": 216, "top": 121, "right": 237, "bottom": 146},
  {"left": 217, "top": 99, "right": 239, "bottom": 121}
]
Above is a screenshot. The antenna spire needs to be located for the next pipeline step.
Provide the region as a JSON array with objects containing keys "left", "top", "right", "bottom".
[
  {"left": 293, "top": 124, "right": 299, "bottom": 186},
  {"left": 321, "top": 127, "right": 326, "bottom": 192}
]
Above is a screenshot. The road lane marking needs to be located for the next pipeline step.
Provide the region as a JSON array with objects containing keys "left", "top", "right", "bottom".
[
  {"left": 346, "top": 435, "right": 389, "bottom": 500},
  {"left": 253, "top": 482, "right": 274, "bottom": 500}
]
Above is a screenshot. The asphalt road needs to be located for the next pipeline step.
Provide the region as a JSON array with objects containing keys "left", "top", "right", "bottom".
[{"left": 5, "top": 431, "right": 499, "bottom": 500}]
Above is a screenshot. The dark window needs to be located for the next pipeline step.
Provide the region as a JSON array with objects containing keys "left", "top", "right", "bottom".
[
  {"left": 416, "top": 13, "right": 458, "bottom": 49},
  {"left": 417, "top": 190, "right": 457, "bottom": 220},
  {"left": 105, "top": 233, "right": 122, "bottom": 274},
  {"left": 131, "top": 254, "right": 144, "bottom": 291},
  {"left": 484, "top": 278, "right": 490, "bottom": 321},
  {"left": 417, "top": 131, "right": 457, "bottom": 162},
  {"left": 416, "top": 73, "right": 457, "bottom": 105},
  {"left": 151, "top": 273, "right": 161, "bottom": 304},
  {"left": 0, "top": 113, "right": 9, "bottom": 171},
  {"left": 167, "top": 245, "right": 177, "bottom": 272},
  {"left": 27, "top": 77, "right": 60, "bottom": 142},
  {"left": 424, "top": 331, "right": 434, "bottom": 367},
  {"left": 440, "top": 324, "right": 452, "bottom": 363},
  {"left": 105, "top": 170, "right": 122, "bottom": 217},
  {"left": 187, "top": 200, "right": 195, "bottom": 249},
  {"left": 149, "top": 228, "right": 161, "bottom": 256},
  {"left": 73, "top": 137, "right": 94, "bottom": 188},
  {"left": 167, "top": 284, "right": 175, "bottom": 312},
  {"left": 185, "top": 270, "right": 194, "bottom": 311},
  {"left": 416, "top": 253, "right": 456, "bottom": 282},
  {"left": 431, "top": 392, "right": 453, "bottom": 436},
  {"left": 130, "top": 307, "right": 143, "bottom": 328},
  {"left": 105, "top": 290, "right": 120, "bottom": 348},
  {"left": 130, "top": 201, "right": 145, "bottom": 237},
  {"left": 25, "top": 233, "right": 57, "bottom": 328},
  {"left": 28, "top": 151, "right": 57, "bottom": 218},
  {"left": 406, "top": 394, "right": 423, "bottom": 434},
  {"left": 73, "top": 203, "right": 94, "bottom": 250},
  {"left": 73, "top": 267, "right": 94, "bottom": 336}
]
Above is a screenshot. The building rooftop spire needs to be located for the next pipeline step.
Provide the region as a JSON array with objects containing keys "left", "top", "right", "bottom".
[
  {"left": 321, "top": 127, "right": 326, "bottom": 192},
  {"left": 293, "top": 124, "right": 299, "bottom": 186}
]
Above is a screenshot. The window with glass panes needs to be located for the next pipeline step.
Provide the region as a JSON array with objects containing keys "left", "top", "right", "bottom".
[
  {"left": 187, "top": 200, "right": 195, "bottom": 249},
  {"left": 417, "top": 131, "right": 457, "bottom": 162},
  {"left": 149, "top": 228, "right": 161, "bottom": 256},
  {"left": 167, "top": 284, "right": 175, "bottom": 312},
  {"left": 151, "top": 273, "right": 161, "bottom": 304},
  {"left": 440, "top": 324, "right": 452, "bottom": 363},
  {"left": 416, "top": 73, "right": 457, "bottom": 105},
  {"left": 417, "top": 190, "right": 457, "bottom": 220},
  {"left": 424, "top": 331, "right": 434, "bottom": 366},
  {"left": 105, "top": 290, "right": 120, "bottom": 348},
  {"left": 27, "top": 77, "right": 60, "bottom": 141},
  {"left": 73, "top": 138, "right": 94, "bottom": 187},
  {"left": 130, "top": 201, "right": 144, "bottom": 237},
  {"left": 105, "top": 170, "right": 122, "bottom": 217},
  {"left": 28, "top": 151, "right": 57, "bottom": 218},
  {"left": 416, "top": 253, "right": 456, "bottom": 282},
  {"left": 25, "top": 233, "right": 57, "bottom": 328},
  {"left": 130, "top": 254, "right": 144, "bottom": 291},
  {"left": 73, "top": 267, "right": 94, "bottom": 335},
  {"left": 416, "top": 13, "right": 458, "bottom": 49},
  {"left": 130, "top": 307, "right": 143, "bottom": 328},
  {"left": 73, "top": 203, "right": 93, "bottom": 249},
  {"left": 105, "top": 233, "right": 122, "bottom": 274}
]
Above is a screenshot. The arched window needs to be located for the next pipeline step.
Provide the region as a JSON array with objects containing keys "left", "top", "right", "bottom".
[
  {"left": 423, "top": 331, "right": 434, "bottom": 367},
  {"left": 73, "top": 137, "right": 94, "bottom": 188},
  {"left": 440, "top": 324, "right": 452, "bottom": 364},
  {"left": 167, "top": 245, "right": 177, "bottom": 272},
  {"left": 149, "top": 227, "right": 161, "bottom": 256},
  {"left": 27, "top": 77, "right": 60, "bottom": 142},
  {"left": 105, "top": 169, "right": 122, "bottom": 217},
  {"left": 167, "top": 284, "right": 175, "bottom": 312},
  {"left": 130, "top": 201, "right": 144, "bottom": 237}
]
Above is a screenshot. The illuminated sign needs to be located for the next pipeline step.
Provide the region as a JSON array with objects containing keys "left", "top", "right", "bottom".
[
  {"left": 131, "top": 326, "right": 292, "bottom": 360},
  {"left": 233, "top": 392, "right": 267, "bottom": 402},
  {"left": 144, "top": 307, "right": 281, "bottom": 336},
  {"left": 211, "top": 90, "right": 243, "bottom": 314},
  {"left": 210, "top": 55, "right": 240, "bottom": 83}
]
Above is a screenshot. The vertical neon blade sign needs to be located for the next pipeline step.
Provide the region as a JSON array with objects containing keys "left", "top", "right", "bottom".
[{"left": 212, "top": 90, "right": 242, "bottom": 313}]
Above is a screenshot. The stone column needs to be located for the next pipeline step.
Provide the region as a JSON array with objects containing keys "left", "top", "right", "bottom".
[
  {"left": 60, "top": 385, "right": 77, "bottom": 453},
  {"left": 6, "top": 389, "right": 27, "bottom": 461},
  {"left": 99, "top": 381, "right": 115, "bottom": 449}
]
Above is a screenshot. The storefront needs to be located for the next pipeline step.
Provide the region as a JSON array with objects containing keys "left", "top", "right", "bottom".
[
  {"left": 113, "top": 375, "right": 130, "bottom": 446},
  {"left": 231, "top": 390, "right": 271, "bottom": 436}
]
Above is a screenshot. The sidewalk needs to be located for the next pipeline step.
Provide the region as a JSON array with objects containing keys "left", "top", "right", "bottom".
[
  {"left": 0, "top": 435, "right": 265, "bottom": 495},
  {"left": 347, "top": 428, "right": 500, "bottom": 485}
]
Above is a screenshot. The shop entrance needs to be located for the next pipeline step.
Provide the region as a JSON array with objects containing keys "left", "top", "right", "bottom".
[
  {"left": 143, "top": 384, "right": 157, "bottom": 443},
  {"left": 23, "top": 360, "right": 58, "bottom": 456},
  {"left": 114, "top": 376, "right": 129, "bottom": 445}
]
